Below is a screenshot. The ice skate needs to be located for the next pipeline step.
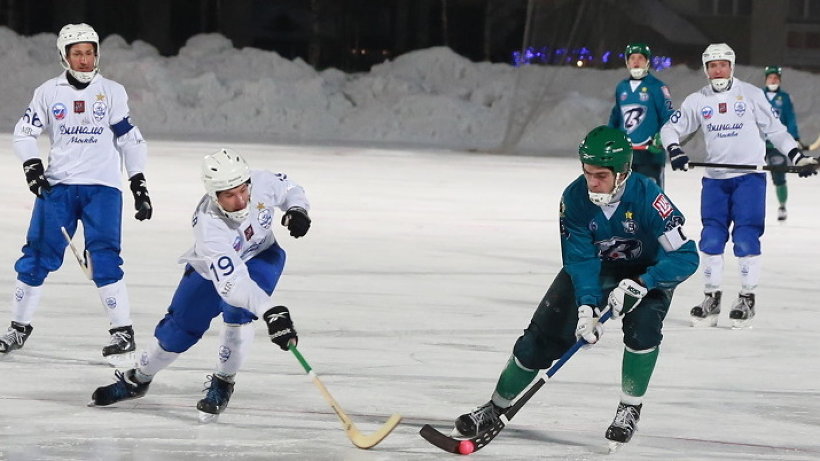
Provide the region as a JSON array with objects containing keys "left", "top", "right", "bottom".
[
  {"left": 102, "top": 325, "right": 136, "bottom": 367},
  {"left": 690, "top": 291, "right": 721, "bottom": 327},
  {"left": 452, "top": 400, "right": 505, "bottom": 438},
  {"left": 777, "top": 206, "right": 787, "bottom": 222},
  {"left": 89, "top": 369, "right": 150, "bottom": 406},
  {"left": 729, "top": 293, "right": 755, "bottom": 329},
  {"left": 0, "top": 321, "right": 33, "bottom": 355},
  {"left": 197, "top": 374, "right": 235, "bottom": 423},
  {"left": 605, "top": 402, "right": 642, "bottom": 452}
]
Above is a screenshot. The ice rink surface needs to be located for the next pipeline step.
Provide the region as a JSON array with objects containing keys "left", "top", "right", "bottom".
[{"left": 1, "top": 136, "right": 819, "bottom": 460}]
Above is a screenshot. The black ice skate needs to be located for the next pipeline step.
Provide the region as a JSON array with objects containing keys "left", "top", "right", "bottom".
[
  {"left": 606, "top": 402, "right": 642, "bottom": 451},
  {"left": 777, "top": 206, "right": 787, "bottom": 222},
  {"left": 0, "top": 321, "right": 33, "bottom": 354},
  {"left": 89, "top": 369, "right": 150, "bottom": 406},
  {"left": 729, "top": 293, "right": 755, "bottom": 329},
  {"left": 453, "top": 400, "right": 505, "bottom": 438},
  {"left": 690, "top": 291, "right": 721, "bottom": 327},
  {"left": 102, "top": 325, "right": 136, "bottom": 367},
  {"left": 197, "top": 374, "right": 235, "bottom": 423}
]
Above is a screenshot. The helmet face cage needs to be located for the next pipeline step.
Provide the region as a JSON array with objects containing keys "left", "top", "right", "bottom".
[
  {"left": 201, "top": 148, "right": 252, "bottom": 222},
  {"left": 578, "top": 126, "right": 633, "bottom": 174},
  {"left": 702, "top": 43, "right": 735, "bottom": 91},
  {"left": 57, "top": 23, "right": 100, "bottom": 83},
  {"left": 624, "top": 43, "right": 651, "bottom": 79}
]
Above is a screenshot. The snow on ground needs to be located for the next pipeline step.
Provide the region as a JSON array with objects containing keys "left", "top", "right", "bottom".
[{"left": 1, "top": 137, "right": 819, "bottom": 460}]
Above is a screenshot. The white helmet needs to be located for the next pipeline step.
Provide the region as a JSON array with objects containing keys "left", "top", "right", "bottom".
[
  {"left": 57, "top": 23, "right": 100, "bottom": 84},
  {"left": 702, "top": 43, "right": 735, "bottom": 92},
  {"left": 201, "top": 148, "right": 252, "bottom": 223}
]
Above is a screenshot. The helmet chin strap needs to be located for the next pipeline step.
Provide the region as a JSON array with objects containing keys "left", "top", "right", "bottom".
[{"left": 588, "top": 171, "right": 630, "bottom": 206}]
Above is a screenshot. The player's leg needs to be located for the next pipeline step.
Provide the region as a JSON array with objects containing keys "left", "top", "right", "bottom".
[
  {"left": 91, "top": 267, "right": 223, "bottom": 406},
  {"left": 729, "top": 173, "right": 765, "bottom": 327},
  {"left": 454, "top": 269, "right": 578, "bottom": 437},
  {"left": 693, "top": 178, "right": 731, "bottom": 325},
  {"left": 766, "top": 148, "right": 788, "bottom": 221},
  {"left": 2, "top": 186, "right": 75, "bottom": 354},
  {"left": 606, "top": 288, "right": 671, "bottom": 443},
  {"left": 197, "top": 243, "right": 287, "bottom": 421}
]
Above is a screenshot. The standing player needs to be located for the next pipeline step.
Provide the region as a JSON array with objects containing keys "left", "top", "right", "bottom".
[
  {"left": 90, "top": 148, "right": 311, "bottom": 423},
  {"left": 608, "top": 43, "right": 674, "bottom": 188},
  {"left": 762, "top": 65, "right": 806, "bottom": 221},
  {"left": 660, "top": 44, "right": 817, "bottom": 328},
  {"left": 0, "top": 23, "right": 152, "bottom": 365},
  {"left": 453, "top": 126, "right": 698, "bottom": 447}
]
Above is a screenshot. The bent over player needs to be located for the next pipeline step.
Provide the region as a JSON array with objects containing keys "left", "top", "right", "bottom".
[
  {"left": 1, "top": 23, "right": 152, "bottom": 365},
  {"left": 454, "top": 126, "right": 698, "bottom": 447},
  {"left": 90, "top": 148, "right": 311, "bottom": 422}
]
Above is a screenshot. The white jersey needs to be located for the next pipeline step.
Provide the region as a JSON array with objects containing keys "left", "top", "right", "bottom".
[
  {"left": 12, "top": 72, "right": 147, "bottom": 189},
  {"left": 179, "top": 170, "right": 310, "bottom": 317},
  {"left": 661, "top": 77, "right": 798, "bottom": 179}
]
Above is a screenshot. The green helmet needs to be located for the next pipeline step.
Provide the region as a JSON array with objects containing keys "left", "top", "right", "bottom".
[
  {"left": 764, "top": 65, "right": 782, "bottom": 76},
  {"left": 578, "top": 126, "right": 632, "bottom": 174},
  {"left": 624, "top": 43, "right": 651, "bottom": 60}
]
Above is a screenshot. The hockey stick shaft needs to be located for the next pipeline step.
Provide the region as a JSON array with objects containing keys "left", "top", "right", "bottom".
[
  {"left": 289, "top": 345, "right": 401, "bottom": 449},
  {"left": 808, "top": 132, "right": 820, "bottom": 151},
  {"left": 688, "top": 161, "right": 817, "bottom": 174},
  {"left": 60, "top": 226, "right": 92, "bottom": 279}
]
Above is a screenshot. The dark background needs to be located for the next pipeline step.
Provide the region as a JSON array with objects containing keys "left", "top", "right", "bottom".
[{"left": 1, "top": 0, "right": 817, "bottom": 73}]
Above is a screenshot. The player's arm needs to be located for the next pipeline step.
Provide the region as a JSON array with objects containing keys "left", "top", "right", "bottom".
[
  {"left": 660, "top": 94, "right": 700, "bottom": 171},
  {"left": 109, "top": 85, "right": 152, "bottom": 220},
  {"left": 266, "top": 171, "right": 312, "bottom": 238},
  {"left": 198, "top": 234, "right": 271, "bottom": 318},
  {"left": 14, "top": 89, "right": 50, "bottom": 197},
  {"left": 559, "top": 195, "right": 603, "bottom": 307},
  {"left": 640, "top": 192, "right": 699, "bottom": 291}
]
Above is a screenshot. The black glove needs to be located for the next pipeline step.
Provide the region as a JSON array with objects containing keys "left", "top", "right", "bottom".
[
  {"left": 263, "top": 305, "right": 298, "bottom": 351},
  {"left": 667, "top": 143, "right": 689, "bottom": 171},
  {"left": 23, "top": 158, "right": 51, "bottom": 198},
  {"left": 281, "top": 207, "right": 311, "bottom": 238},
  {"left": 787, "top": 148, "right": 819, "bottom": 178},
  {"left": 129, "top": 173, "right": 153, "bottom": 220}
]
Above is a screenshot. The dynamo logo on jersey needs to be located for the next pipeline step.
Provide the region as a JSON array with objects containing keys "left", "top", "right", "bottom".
[
  {"left": 701, "top": 106, "right": 713, "bottom": 120},
  {"left": 52, "top": 103, "right": 67, "bottom": 120}
]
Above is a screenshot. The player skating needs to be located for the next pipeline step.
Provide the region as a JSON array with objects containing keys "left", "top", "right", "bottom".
[
  {"left": 90, "top": 149, "right": 310, "bottom": 422},
  {"left": 0, "top": 23, "right": 152, "bottom": 365},
  {"left": 608, "top": 43, "right": 675, "bottom": 188},
  {"left": 445, "top": 126, "right": 697, "bottom": 451},
  {"left": 761, "top": 65, "right": 806, "bottom": 222},
  {"left": 660, "top": 43, "right": 818, "bottom": 328}
]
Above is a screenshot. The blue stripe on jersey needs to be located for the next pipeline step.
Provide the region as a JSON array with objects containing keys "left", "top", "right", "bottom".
[{"left": 110, "top": 116, "right": 134, "bottom": 137}]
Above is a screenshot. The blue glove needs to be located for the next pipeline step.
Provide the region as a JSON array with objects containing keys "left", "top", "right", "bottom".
[{"left": 667, "top": 144, "right": 689, "bottom": 171}]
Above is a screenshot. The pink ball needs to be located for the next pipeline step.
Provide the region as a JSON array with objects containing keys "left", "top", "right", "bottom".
[{"left": 458, "top": 439, "right": 475, "bottom": 455}]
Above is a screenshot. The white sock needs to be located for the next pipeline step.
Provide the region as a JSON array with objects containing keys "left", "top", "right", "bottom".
[
  {"left": 738, "top": 255, "right": 761, "bottom": 294},
  {"left": 11, "top": 280, "right": 43, "bottom": 325},
  {"left": 97, "top": 280, "right": 132, "bottom": 328},
  {"left": 702, "top": 253, "right": 724, "bottom": 292},
  {"left": 136, "top": 338, "right": 180, "bottom": 379},
  {"left": 215, "top": 322, "right": 255, "bottom": 378}
]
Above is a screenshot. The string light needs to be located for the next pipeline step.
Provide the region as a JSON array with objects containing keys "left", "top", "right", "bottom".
[{"left": 512, "top": 47, "right": 672, "bottom": 71}]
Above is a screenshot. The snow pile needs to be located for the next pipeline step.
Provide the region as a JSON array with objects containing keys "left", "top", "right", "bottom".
[{"left": 1, "top": 27, "right": 818, "bottom": 154}]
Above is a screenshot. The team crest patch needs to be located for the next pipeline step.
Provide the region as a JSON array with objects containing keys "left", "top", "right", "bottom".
[
  {"left": 218, "top": 345, "right": 231, "bottom": 363},
  {"left": 701, "top": 106, "right": 713, "bottom": 120},
  {"left": 105, "top": 297, "right": 117, "bottom": 309},
  {"left": 652, "top": 194, "right": 673, "bottom": 219},
  {"left": 74, "top": 101, "right": 85, "bottom": 113},
  {"left": 734, "top": 101, "right": 746, "bottom": 117},
  {"left": 620, "top": 92, "right": 628, "bottom": 101},
  {"left": 244, "top": 225, "right": 254, "bottom": 240},
  {"left": 718, "top": 103, "right": 727, "bottom": 113},
  {"left": 257, "top": 205, "right": 272, "bottom": 229},
  {"left": 622, "top": 211, "right": 637, "bottom": 234},
  {"left": 639, "top": 92, "right": 649, "bottom": 101},
  {"left": 92, "top": 101, "right": 107, "bottom": 121},
  {"left": 52, "top": 103, "right": 67, "bottom": 120}
]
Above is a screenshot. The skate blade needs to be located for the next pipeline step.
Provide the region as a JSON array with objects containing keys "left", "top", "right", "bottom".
[
  {"left": 104, "top": 351, "right": 137, "bottom": 369},
  {"left": 730, "top": 317, "right": 754, "bottom": 329},
  {"left": 608, "top": 441, "right": 623, "bottom": 453},
  {"left": 690, "top": 314, "right": 718, "bottom": 328},
  {"left": 198, "top": 411, "right": 220, "bottom": 424}
]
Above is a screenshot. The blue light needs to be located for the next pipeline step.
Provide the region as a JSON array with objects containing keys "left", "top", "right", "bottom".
[{"left": 511, "top": 45, "right": 673, "bottom": 69}]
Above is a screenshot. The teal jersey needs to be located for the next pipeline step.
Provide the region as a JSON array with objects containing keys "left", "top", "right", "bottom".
[
  {"left": 559, "top": 173, "right": 698, "bottom": 307},
  {"left": 763, "top": 87, "right": 800, "bottom": 148},
  {"left": 608, "top": 74, "right": 674, "bottom": 146}
]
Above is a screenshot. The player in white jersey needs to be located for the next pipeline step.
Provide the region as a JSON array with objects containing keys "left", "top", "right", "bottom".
[
  {"left": 660, "top": 43, "right": 818, "bottom": 328},
  {"left": 90, "top": 148, "right": 311, "bottom": 423},
  {"left": 0, "top": 24, "right": 152, "bottom": 365}
]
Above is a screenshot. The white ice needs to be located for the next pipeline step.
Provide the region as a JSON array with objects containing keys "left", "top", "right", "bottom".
[{"left": 2, "top": 136, "right": 819, "bottom": 461}]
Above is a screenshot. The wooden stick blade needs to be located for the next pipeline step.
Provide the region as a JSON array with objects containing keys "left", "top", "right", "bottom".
[{"left": 347, "top": 413, "right": 402, "bottom": 449}]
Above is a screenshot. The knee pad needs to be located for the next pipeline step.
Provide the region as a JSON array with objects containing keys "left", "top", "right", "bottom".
[
  {"left": 732, "top": 227, "right": 762, "bottom": 257},
  {"left": 88, "top": 250, "right": 124, "bottom": 287},
  {"left": 154, "top": 315, "right": 206, "bottom": 353},
  {"left": 699, "top": 227, "right": 729, "bottom": 255},
  {"left": 222, "top": 304, "right": 257, "bottom": 324}
]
